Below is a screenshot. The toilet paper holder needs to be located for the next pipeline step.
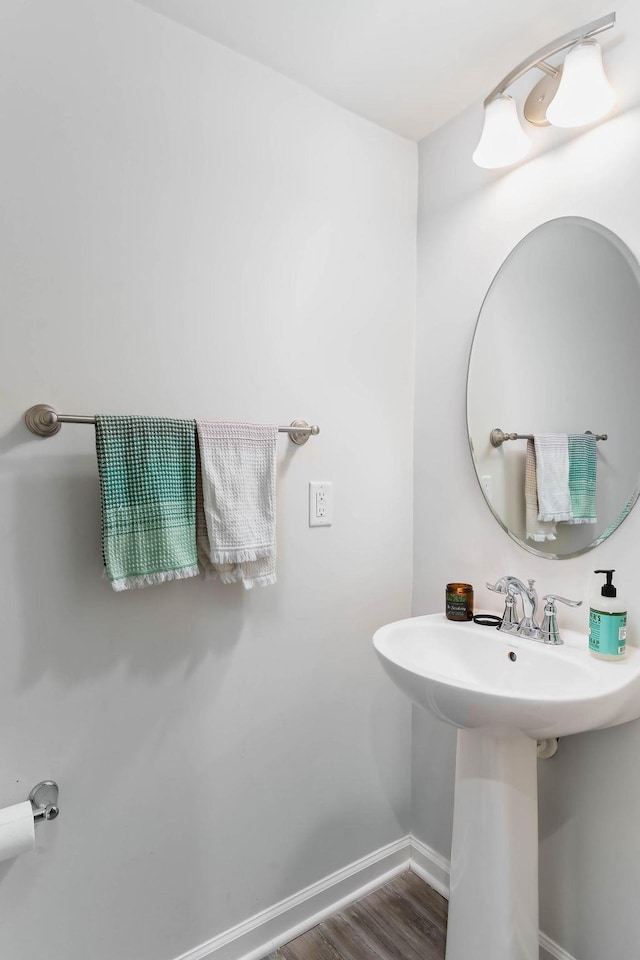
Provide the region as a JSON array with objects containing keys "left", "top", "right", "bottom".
[{"left": 28, "top": 781, "right": 60, "bottom": 823}]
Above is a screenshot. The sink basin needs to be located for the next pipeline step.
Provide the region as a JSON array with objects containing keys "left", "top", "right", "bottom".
[
  {"left": 373, "top": 613, "right": 640, "bottom": 739},
  {"left": 373, "top": 612, "right": 640, "bottom": 960}
]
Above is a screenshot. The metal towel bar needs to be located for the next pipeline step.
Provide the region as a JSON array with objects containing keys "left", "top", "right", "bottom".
[
  {"left": 490, "top": 428, "right": 607, "bottom": 448},
  {"left": 24, "top": 404, "right": 319, "bottom": 446}
]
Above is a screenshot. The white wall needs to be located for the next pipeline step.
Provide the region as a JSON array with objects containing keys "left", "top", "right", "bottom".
[
  {"left": 0, "top": 2, "right": 416, "bottom": 958},
  {"left": 413, "top": 2, "right": 640, "bottom": 956}
]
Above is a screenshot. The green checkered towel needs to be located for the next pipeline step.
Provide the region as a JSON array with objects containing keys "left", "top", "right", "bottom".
[
  {"left": 95, "top": 415, "right": 199, "bottom": 591},
  {"left": 567, "top": 433, "right": 597, "bottom": 524}
]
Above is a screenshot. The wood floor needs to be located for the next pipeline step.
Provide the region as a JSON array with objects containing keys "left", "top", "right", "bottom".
[{"left": 263, "top": 870, "right": 447, "bottom": 960}]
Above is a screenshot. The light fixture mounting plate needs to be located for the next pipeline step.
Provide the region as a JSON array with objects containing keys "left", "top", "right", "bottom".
[{"left": 524, "top": 70, "right": 562, "bottom": 126}]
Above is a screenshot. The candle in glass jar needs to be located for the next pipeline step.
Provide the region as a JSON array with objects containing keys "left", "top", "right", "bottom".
[{"left": 446, "top": 583, "right": 474, "bottom": 621}]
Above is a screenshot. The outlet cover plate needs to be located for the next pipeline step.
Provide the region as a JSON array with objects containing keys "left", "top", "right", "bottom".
[{"left": 309, "top": 481, "right": 332, "bottom": 527}]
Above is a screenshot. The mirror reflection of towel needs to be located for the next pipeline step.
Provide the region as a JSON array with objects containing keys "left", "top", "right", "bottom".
[
  {"left": 566, "top": 433, "right": 597, "bottom": 524},
  {"left": 525, "top": 440, "right": 557, "bottom": 541},
  {"left": 534, "top": 434, "right": 573, "bottom": 523}
]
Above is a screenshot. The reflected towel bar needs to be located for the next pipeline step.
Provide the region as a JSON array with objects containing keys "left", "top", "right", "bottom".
[
  {"left": 24, "top": 404, "right": 320, "bottom": 446},
  {"left": 490, "top": 428, "right": 607, "bottom": 448}
]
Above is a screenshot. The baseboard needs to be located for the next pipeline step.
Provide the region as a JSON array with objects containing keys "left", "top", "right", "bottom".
[
  {"left": 173, "top": 836, "right": 412, "bottom": 960},
  {"left": 173, "top": 834, "right": 577, "bottom": 960},
  {"left": 408, "top": 835, "right": 450, "bottom": 899},
  {"left": 409, "top": 839, "right": 577, "bottom": 960},
  {"left": 539, "top": 931, "right": 578, "bottom": 960}
]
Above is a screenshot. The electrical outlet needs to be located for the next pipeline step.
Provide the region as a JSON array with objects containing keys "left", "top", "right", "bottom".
[{"left": 309, "top": 482, "right": 332, "bottom": 527}]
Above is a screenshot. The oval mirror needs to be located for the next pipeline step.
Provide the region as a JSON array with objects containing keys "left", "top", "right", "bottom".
[{"left": 467, "top": 217, "right": 640, "bottom": 558}]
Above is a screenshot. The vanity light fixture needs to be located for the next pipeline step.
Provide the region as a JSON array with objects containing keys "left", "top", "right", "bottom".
[
  {"left": 546, "top": 39, "right": 616, "bottom": 128},
  {"left": 472, "top": 94, "right": 532, "bottom": 169},
  {"left": 473, "top": 12, "right": 616, "bottom": 169}
]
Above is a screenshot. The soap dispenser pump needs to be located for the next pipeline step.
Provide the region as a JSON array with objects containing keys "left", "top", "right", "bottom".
[{"left": 589, "top": 569, "right": 627, "bottom": 660}]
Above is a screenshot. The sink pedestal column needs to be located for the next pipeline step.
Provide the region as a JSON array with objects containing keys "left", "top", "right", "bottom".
[{"left": 445, "top": 730, "right": 539, "bottom": 960}]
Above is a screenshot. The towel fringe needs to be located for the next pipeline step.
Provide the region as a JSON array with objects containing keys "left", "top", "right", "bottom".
[
  {"left": 538, "top": 511, "right": 573, "bottom": 523},
  {"left": 109, "top": 566, "right": 200, "bottom": 591}
]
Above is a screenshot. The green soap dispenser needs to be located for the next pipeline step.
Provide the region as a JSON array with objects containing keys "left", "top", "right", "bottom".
[{"left": 589, "top": 569, "right": 627, "bottom": 661}]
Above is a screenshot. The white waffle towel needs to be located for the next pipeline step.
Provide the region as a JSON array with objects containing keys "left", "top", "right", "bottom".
[
  {"left": 534, "top": 433, "right": 574, "bottom": 523},
  {"left": 196, "top": 421, "right": 278, "bottom": 589},
  {"left": 525, "top": 440, "right": 557, "bottom": 541}
]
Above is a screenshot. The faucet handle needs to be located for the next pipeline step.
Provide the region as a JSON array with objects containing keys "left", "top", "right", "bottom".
[
  {"left": 539, "top": 595, "right": 583, "bottom": 645},
  {"left": 542, "top": 594, "right": 583, "bottom": 608},
  {"left": 486, "top": 578, "right": 506, "bottom": 593},
  {"left": 486, "top": 576, "right": 519, "bottom": 594}
]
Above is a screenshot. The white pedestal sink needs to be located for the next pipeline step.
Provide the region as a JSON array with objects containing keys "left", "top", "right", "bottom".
[{"left": 373, "top": 614, "right": 640, "bottom": 960}]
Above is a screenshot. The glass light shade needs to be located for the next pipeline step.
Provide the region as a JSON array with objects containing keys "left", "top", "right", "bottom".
[
  {"left": 472, "top": 95, "right": 531, "bottom": 169},
  {"left": 546, "top": 40, "right": 615, "bottom": 128}
]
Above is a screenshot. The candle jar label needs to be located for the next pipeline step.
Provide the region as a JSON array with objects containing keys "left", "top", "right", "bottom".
[{"left": 446, "top": 584, "right": 474, "bottom": 621}]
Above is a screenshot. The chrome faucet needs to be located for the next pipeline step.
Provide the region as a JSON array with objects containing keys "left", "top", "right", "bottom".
[
  {"left": 486, "top": 576, "right": 582, "bottom": 645},
  {"left": 487, "top": 576, "right": 540, "bottom": 638}
]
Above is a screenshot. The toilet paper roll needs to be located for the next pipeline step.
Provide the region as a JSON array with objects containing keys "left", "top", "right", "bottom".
[{"left": 0, "top": 801, "right": 35, "bottom": 862}]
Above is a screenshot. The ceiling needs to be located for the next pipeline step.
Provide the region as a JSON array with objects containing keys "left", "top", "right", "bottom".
[{"left": 135, "top": 0, "right": 607, "bottom": 140}]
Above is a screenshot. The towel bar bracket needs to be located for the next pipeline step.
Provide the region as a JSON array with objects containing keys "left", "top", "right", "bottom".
[
  {"left": 491, "top": 428, "right": 518, "bottom": 446},
  {"left": 25, "top": 404, "right": 61, "bottom": 437},
  {"left": 287, "top": 420, "right": 319, "bottom": 445},
  {"left": 24, "top": 405, "right": 320, "bottom": 444}
]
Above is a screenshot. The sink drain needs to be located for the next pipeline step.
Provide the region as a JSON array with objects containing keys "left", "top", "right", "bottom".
[{"left": 508, "top": 651, "right": 517, "bottom": 662}]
